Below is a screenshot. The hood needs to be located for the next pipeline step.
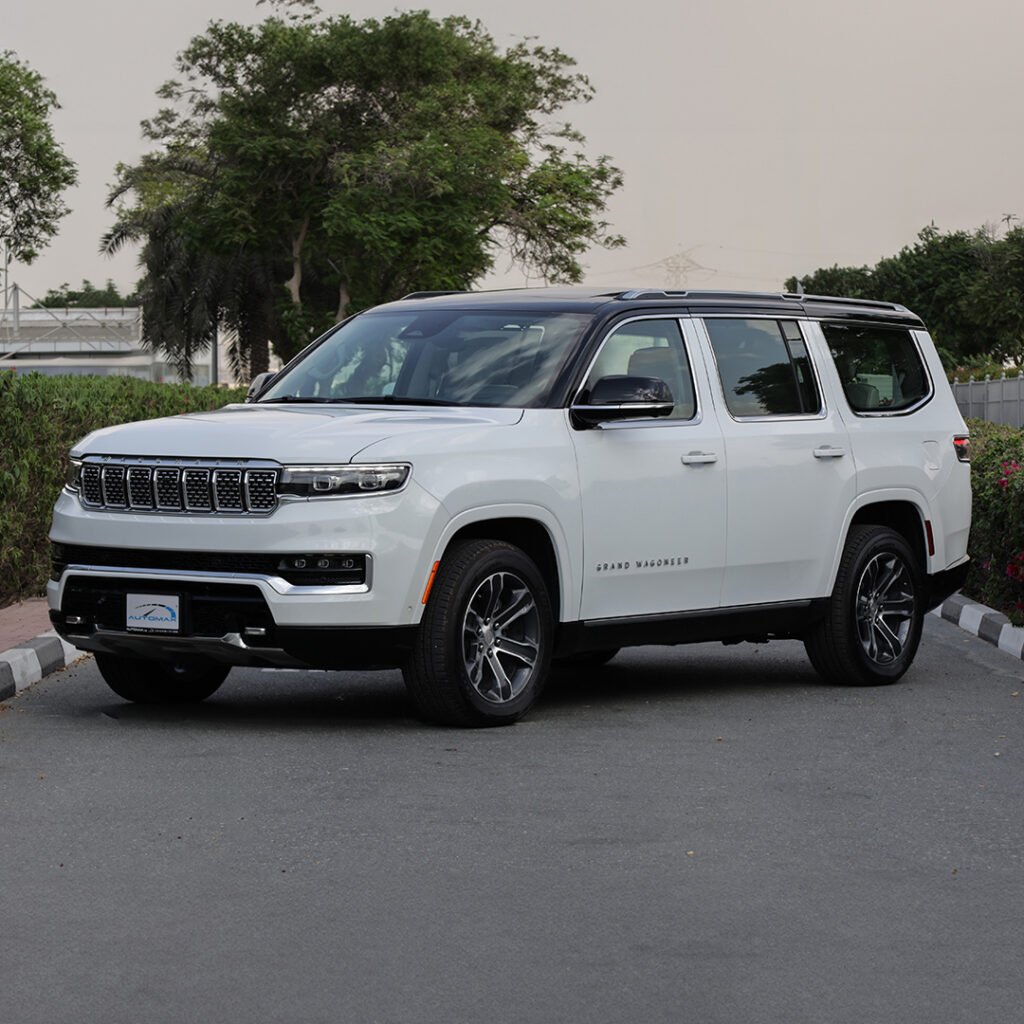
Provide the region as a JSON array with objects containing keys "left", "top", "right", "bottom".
[{"left": 73, "top": 403, "right": 524, "bottom": 463}]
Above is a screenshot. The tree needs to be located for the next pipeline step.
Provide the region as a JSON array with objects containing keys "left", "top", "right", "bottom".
[
  {"left": 962, "top": 225, "right": 1024, "bottom": 366},
  {"left": 0, "top": 50, "right": 77, "bottom": 266},
  {"left": 34, "top": 278, "right": 138, "bottom": 308},
  {"left": 787, "top": 225, "right": 995, "bottom": 368},
  {"left": 106, "top": 3, "right": 624, "bottom": 379}
]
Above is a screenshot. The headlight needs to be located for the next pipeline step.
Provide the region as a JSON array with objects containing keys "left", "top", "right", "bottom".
[
  {"left": 278, "top": 463, "right": 411, "bottom": 498},
  {"left": 65, "top": 457, "right": 83, "bottom": 492}
]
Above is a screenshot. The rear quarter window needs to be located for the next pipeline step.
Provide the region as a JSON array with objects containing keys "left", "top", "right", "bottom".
[{"left": 822, "top": 322, "right": 931, "bottom": 413}]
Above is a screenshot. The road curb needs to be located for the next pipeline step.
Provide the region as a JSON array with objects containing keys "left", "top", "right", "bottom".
[
  {"left": 0, "top": 633, "right": 86, "bottom": 702},
  {"left": 930, "top": 593, "right": 1024, "bottom": 659}
]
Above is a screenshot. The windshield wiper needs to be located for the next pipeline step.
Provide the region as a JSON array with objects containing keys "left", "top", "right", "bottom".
[
  {"left": 259, "top": 394, "right": 460, "bottom": 407},
  {"left": 259, "top": 396, "right": 338, "bottom": 404},
  {"left": 333, "top": 395, "right": 460, "bottom": 407}
]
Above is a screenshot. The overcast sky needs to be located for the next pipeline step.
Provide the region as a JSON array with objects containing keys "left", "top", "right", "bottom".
[{"left": 6, "top": 0, "right": 1024, "bottom": 303}]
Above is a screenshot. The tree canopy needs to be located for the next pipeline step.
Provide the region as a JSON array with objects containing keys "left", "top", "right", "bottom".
[
  {"left": 786, "top": 224, "right": 1024, "bottom": 368},
  {"left": 0, "top": 50, "right": 78, "bottom": 267},
  {"left": 105, "top": 4, "right": 624, "bottom": 378},
  {"left": 33, "top": 278, "right": 138, "bottom": 308}
]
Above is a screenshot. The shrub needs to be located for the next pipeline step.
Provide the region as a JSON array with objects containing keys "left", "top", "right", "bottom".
[
  {"left": 961, "top": 417, "right": 1024, "bottom": 622},
  {"left": 0, "top": 372, "right": 246, "bottom": 607}
]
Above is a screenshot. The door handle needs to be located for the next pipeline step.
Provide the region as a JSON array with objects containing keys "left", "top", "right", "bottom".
[
  {"left": 680, "top": 451, "right": 718, "bottom": 465},
  {"left": 813, "top": 445, "right": 846, "bottom": 459}
]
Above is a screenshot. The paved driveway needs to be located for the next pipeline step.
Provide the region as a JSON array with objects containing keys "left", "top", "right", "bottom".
[{"left": 1, "top": 617, "right": 1021, "bottom": 1024}]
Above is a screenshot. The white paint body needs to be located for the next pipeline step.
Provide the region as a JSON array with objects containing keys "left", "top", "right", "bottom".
[{"left": 49, "top": 316, "right": 971, "bottom": 640}]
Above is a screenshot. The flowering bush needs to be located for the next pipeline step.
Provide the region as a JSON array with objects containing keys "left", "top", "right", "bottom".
[{"left": 962, "top": 419, "right": 1024, "bottom": 623}]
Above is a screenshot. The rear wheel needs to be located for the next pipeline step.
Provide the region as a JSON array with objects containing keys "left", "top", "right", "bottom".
[
  {"left": 403, "top": 539, "right": 553, "bottom": 727},
  {"left": 95, "top": 653, "right": 229, "bottom": 704},
  {"left": 805, "top": 525, "right": 924, "bottom": 686}
]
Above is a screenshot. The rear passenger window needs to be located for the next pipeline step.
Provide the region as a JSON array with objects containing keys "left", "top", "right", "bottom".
[
  {"left": 705, "top": 318, "right": 821, "bottom": 417},
  {"left": 822, "top": 323, "right": 931, "bottom": 413}
]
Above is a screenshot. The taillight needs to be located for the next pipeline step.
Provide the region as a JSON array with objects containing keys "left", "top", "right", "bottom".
[{"left": 953, "top": 435, "right": 971, "bottom": 463}]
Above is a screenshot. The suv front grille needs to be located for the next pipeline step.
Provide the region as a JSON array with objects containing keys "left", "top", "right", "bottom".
[{"left": 78, "top": 459, "right": 279, "bottom": 515}]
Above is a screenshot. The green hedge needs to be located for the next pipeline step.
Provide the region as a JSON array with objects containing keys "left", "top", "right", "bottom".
[{"left": 0, "top": 372, "right": 246, "bottom": 608}]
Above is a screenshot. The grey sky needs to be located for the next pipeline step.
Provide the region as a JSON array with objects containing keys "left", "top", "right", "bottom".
[{"left": 6, "top": 0, "right": 1024, "bottom": 302}]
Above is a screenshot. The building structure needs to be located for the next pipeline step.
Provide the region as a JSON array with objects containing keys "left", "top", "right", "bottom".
[{"left": 0, "top": 283, "right": 219, "bottom": 384}]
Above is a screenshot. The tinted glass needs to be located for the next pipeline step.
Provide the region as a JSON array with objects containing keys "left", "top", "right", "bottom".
[
  {"left": 581, "top": 319, "right": 696, "bottom": 419},
  {"left": 260, "top": 310, "right": 591, "bottom": 408},
  {"left": 705, "top": 318, "right": 821, "bottom": 417},
  {"left": 822, "top": 323, "right": 931, "bottom": 412}
]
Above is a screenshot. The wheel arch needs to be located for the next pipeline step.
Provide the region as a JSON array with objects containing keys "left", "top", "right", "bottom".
[
  {"left": 413, "top": 505, "right": 576, "bottom": 624},
  {"left": 849, "top": 500, "right": 928, "bottom": 571},
  {"left": 825, "top": 492, "right": 932, "bottom": 596},
  {"left": 445, "top": 518, "right": 562, "bottom": 624}
]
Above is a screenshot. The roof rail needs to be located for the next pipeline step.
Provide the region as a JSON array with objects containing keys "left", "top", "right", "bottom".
[
  {"left": 801, "top": 293, "right": 908, "bottom": 312},
  {"left": 400, "top": 290, "right": 468, "bottom": 300},
  {"left": 612, "top": 288, "right": 908, "bottom": 313}
]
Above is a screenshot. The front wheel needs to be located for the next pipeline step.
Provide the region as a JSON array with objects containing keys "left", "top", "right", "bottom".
[
  {"left": 403, "top": 539, "right": 554, "bottom": 727},
  {"left": 805, "top": 525, "right": 924, "bottom": 686},
  {"left": 95, "top": 653, "right": 229, "bottom": 704}
]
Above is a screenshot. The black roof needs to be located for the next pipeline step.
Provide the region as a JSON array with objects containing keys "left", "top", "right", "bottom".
[{"left": 372, "top": 287, "right": 924, "bottom": 328}]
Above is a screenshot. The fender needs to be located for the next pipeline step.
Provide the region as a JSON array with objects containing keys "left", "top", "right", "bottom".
[{"left": 401, "top": 502, "right": 581, "bottom": 624}]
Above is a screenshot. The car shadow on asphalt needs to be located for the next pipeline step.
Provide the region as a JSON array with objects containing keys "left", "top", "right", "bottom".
[{"left": 88, "top": 641, "right": 824, "bottom": 730}]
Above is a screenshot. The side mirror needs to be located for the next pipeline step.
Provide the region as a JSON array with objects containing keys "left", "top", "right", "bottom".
[
  {"left": 571, "top": 375, "right": 674, "bottom": 428},
  {"left": 246, "top": 371, "right": 277, "bottom": 403}
]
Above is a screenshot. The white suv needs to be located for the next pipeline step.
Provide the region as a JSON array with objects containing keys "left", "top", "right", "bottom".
[{"left": 49, "top": 289, "right": 972, "bottom": 726}]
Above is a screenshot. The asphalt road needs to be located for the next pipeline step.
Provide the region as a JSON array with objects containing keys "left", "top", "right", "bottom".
[{"left": 1, "top": 616, "right": 1021, "bottom": 1024}]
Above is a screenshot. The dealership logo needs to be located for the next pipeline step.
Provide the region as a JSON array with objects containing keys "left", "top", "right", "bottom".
[{"left": 127, "top": 603, "right": 178, "bottom": 625}]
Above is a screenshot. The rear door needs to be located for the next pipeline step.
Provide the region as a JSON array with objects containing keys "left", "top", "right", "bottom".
[{"left": 693, "top": 315, "right": 856, "bottom": 606}]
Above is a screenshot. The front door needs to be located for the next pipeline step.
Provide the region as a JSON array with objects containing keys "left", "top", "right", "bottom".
[{"left": 571, "top": 317, "right": 727, "bottom": 620}]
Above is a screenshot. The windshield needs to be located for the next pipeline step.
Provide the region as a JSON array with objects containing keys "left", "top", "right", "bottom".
[{"left": 259, "top": 309, "right": 591, "bottom": 407}]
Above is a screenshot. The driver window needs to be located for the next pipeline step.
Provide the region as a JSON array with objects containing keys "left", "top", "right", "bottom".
[{"left": 583, "top": 319, "right": 696, "bottom": 420}]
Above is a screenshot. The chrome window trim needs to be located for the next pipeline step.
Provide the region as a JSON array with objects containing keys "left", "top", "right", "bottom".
[
  {"left": 817, "top": 324, "right": 936, "bottom": 418},
  {"left": 697, "top": 315, "right": 830, "bottom": 423}
]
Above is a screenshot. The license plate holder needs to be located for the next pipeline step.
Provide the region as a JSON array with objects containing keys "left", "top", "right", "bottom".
[{"left": 125, "top": 593, "right": 181, "bottom": 633}]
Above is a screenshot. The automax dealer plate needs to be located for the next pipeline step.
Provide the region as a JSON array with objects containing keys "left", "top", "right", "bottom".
[{"left": 125, "top": 593, "right": 181, "bottom": 633}]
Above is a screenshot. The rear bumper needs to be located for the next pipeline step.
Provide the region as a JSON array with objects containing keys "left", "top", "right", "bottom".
[{"left": 925, "top": 559, "right": 970, "bottom": 612}]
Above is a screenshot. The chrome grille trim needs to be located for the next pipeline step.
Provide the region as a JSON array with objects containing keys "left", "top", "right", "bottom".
[{"left": 75, "top": 458, "right": 280, "bottom": 515}]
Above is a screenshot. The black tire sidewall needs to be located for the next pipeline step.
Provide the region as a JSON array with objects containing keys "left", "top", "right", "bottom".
[
  {"left": 841, "top": 527, "right": 924, "bottom": 684},
  {"left": 426, "top": 540, "right": 554, "bottom": 724}
]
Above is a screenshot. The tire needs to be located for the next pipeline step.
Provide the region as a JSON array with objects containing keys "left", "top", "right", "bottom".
[
  {"left": 95, "top": 653, "right": 229, "bottom": 704},
  {"left": 555, "top": 648, "right": 620, "bottom": 668},
  {"left": 403, "top": 539, "right": 554, "bottom": 727},
  {"left": 805, "top": 525, "right": 924, "bottom": 687}
]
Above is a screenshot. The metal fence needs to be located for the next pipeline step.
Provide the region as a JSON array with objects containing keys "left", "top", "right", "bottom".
[{"left": 953, "top": 376, "right": 1024, "bottom": 427}]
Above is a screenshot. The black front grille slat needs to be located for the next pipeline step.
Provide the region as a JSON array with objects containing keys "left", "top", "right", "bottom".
[
  {"left": 154, "top": 468, "right": 182, "bottom": 510},
  {"left": 214, "top": 470, "right": 243, "bottom": 511},
  {"left": 127, "top": 467, "right": 154, "bottom": 508},
  {"left": 102, "top": 466, "right": 128, "bottom": 507},
  {"left": 183, "top": 468, "right": 212, "bottom": 511},
  {"left": 76, "top": 460, "right": 278, "bottom": 515},
  {"left": 81, "top": 465, "right": 103, "bottom": 505},
  {"left": 245, "top": 470, "right": 277, "bottom": 510}
]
